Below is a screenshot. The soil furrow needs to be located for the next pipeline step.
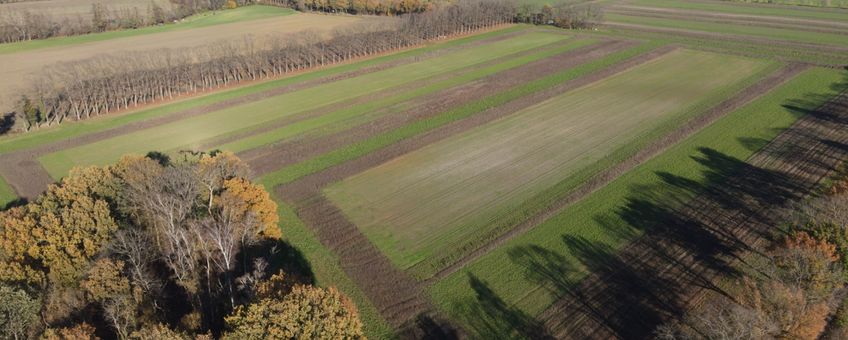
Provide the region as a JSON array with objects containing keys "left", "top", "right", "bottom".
[
  {"left": 426, "top": 62, "right": 810, "bottom": 283},
  {"left": 242, "top": 39, "right": 630, "bottom": 175},
  {"left": 538, "top": 90, "right": 848, "bottom": 339}
]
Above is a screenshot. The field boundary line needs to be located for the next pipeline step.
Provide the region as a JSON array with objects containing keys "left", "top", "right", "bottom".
[{"left": 425, "top": 62, "right": 810, "bottom": 283}]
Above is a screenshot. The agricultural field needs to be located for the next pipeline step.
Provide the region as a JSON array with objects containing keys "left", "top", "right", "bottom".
[{"left": 1, "top": 0, "right": 848, "bottom": 338}]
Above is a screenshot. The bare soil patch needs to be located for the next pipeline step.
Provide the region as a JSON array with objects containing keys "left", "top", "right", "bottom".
[{"left": 537, "top": 89, "right": 848, "bottom": 339}]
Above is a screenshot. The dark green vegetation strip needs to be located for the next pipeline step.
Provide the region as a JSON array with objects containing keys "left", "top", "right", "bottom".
[
  {"left": 0, "top": 26, "right": 526, "bottom": 155},
  {"left": 407, "top": 60, "right": 782, "bottom": 280},
  {"left": 429, "top": 67, "right": 847, "bottom": 338},
  {"left": 258, "top": 42, "right": 664, "bottom": 188},
  {"left": 0, "top": 6, "right": 296, "bottom": 55}
]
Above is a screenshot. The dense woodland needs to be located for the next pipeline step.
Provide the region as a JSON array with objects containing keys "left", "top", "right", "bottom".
[
  {"left": 10, "top": 0, "right": 521, "bottom": 131},
  {"left": 657, "top": 173, "right": 848, "bottom": 339},
  {"left": 0, "top": 152, "right": 364, "bottom": 339}
]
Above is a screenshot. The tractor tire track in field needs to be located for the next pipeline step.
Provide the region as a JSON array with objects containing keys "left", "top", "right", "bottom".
[
  {"left": 0, "top": 28, "right": 530, "bottom": 200},
  {"left": 275, "top": 44, "right": 674, "bottom": 334},
  {"left": 197, "top": 34, "right": 576, "bottom": 151},
  {"left": 426, "top": 63, "right": 810, "bottom": 283},
  {"left": 608, "top": 5, "right": 848, "bottom": 35},
  {"left": 241, "top": 39, "right": 632, "bottom": 174},
  {"left": 536, "top": 89, "right": 848, "bottom": 339}
]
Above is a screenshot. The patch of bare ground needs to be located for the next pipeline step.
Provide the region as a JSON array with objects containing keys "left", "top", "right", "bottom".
[
  {"left": 607, "top": 6, "right": 848, "bottom": 35},
  {"left": 0, "top": 27, "right": 526, "bottom": 200},
  {"left": 426, "top": 63, "right": 810, "bottom": 283},
  {"left": 603, "top": 22, "right": 848, "bottom": 54},
  {"left": 275, "top": 44, "right": 673, "bottom": 334},
  {"left": 535, "top": 89, "right": 848, "bottom": 339},
  {"left": 241, "top": 39, "right": 631, "bottom": 174}
]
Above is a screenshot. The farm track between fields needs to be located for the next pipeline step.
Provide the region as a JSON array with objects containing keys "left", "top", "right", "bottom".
[
  {"left": 0, "top": 28, "right": 530, "bottom": 200},
  {"left": 274, "top": 43, "right": 672, "bottom": 333},
  {"left": 537, "top": 89, "right": 848, "bottom": 339},
  {"left": 607, "top": 6, "right": 848, "bottom": 35},
  {"left": 425, "top": 62, "right": 809, "bottom": 283},
  {"left": 603, "top": 22, "right": 848, "bottom": 55},
  {"left": 241, "top": 39, "right": 627, "bottom": 174}
]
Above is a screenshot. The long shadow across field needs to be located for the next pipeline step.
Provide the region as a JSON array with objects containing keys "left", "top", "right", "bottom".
[{"left": 452, "top": 82, "right": 848, "bottom": 339}]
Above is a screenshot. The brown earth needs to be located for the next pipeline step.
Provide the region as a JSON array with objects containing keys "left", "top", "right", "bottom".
[
  {"left": 0, "top": 27, "right": 525, "bottom": 200},
  {"left": 426, "top": 62, "right": 810, "bottom": 283},
  {"left": 241, "top": 39, "right": 632, "bottom": 175},
  {"left": 607, "top": 5, "right": 848, "bottom": 35},
  {"left": 274, "top": 44, "right": 674, "bottom": 334},
  {"left": 535, "top": 88, "right": 848, "bottom": 339},
  {"left": 0, "top": 0, "right": 174, "bottom": 19}
]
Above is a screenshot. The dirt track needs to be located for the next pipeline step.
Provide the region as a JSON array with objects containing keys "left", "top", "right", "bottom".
[
  {"left": 0, "top": 28, "right": 526, "bottom": 200},
  {"left": 427, "top": 62, "right": 810, "bottom": 283},
  {"left": 537, "top": 88, "right": 848, "bottom": 339},
  {"left": 274, "top": 43, "right": 672, "bottom": 334}
]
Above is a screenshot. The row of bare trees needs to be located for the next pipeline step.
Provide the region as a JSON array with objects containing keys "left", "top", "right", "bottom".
[
  {"left": 0, "top": 0, "right": 235, "bottom": 44},
  {"left": 260, "top": 0, "right": 436, "bottom": 15},
  {"left": 16, "top": 0, "right": 515, "bottom": 130}
]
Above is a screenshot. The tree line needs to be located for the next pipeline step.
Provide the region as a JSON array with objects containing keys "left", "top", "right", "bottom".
[
  {"left": 259, "top": 0, "right": 438, "bottom": 15},
  {"left": 13, "top": 0, "right": 516, "bottom": 131},
  {"left": 0, "top": 0, "right": 251, "bottom": 44},
  {"left": 0, "top": 152, "right": 364, "bottom": 339},
  {"left": 656, "top": 175, "right": 848, "bottom": 339}
]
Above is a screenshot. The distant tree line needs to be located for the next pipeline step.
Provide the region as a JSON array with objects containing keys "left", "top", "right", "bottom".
[
  {"left": 13, "top": 0, "right": 515, "bottom": 130},
  {"left": 259, "top": 0, "right": 438, "bottom": 15},
  {"left": 514, "top": 1, "right": 602, "bottom": 29},
  {"left": 0, "top": 152, "right": 364, "bottom": 339},
  {"left": 0, "top": 0, "right": 251, "bottom": 44}
]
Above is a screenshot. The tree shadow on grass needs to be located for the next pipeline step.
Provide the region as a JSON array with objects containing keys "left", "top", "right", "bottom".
[
  {"left": 506, "top": 146, "right": 807, "bottom": 339},
  {"left": 454, "top": 274, "right": 554, "bottom": 340}
]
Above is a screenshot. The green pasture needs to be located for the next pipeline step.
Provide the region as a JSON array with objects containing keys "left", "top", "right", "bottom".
[
  {"left": 324, "top": 50, "right": 770, "bottom": 275},
  {"left": 627, "top": 0, "right": 848, "bottom": 21},
  {"left": 39, "top": 30, "right": 565, "bottom": 179},
  {"left": 217, "top": 38, "right": 595, "bottom": 153},
  {"left": 429, "top": 67, "right": 847, "bottom": 338},
  {"left": 0, "top": 5, "right": 295, "bottom": 55},
  {"left": 605, "top": 13, "right": 848, "bottom": 47},
  {"left": 0, "top": 178, "right": 14, "bottom": 208}
]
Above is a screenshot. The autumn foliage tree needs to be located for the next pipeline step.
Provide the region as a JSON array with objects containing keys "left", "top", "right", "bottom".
[{"left": 0, "top": 152, "right": 360, "bottom": 338}]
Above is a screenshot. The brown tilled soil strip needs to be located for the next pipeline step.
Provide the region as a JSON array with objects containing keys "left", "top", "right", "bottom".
[
  {"left": 0, "top": 28, "right": 531, "bottom": 200},
  {"left": 426, "top": 63, "right": 810, "bottom": 283},
  {"left": 604, "top": 21, "right": 848, "bottom": 54},
  {"left": 275, "top": 44, "right": 674, "bottom": 333},
  {"left": 198, "top": 35, "right": 578, "bottom": 151},
  {"left": 242, "top": 39, "right": 631, "bottom": 174},
  {"left": 607, "top": 7, "right": 848, "bottom": 35},
  {"left": 537, "top": 90, "right": 848, "bottom": 339}
]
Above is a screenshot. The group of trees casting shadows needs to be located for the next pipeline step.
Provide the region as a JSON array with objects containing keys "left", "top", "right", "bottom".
[{"left": 452, "top": 84, "right": 848, "bottom": 339}]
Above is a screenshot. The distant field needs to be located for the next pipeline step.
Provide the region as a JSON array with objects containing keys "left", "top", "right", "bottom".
[
  {"left": 728, "top": 0, "right": 848, "bottom": 8},
  {"left": 429, "top": 67, "right": 846, "bottom": 336},
  {"left": 626, "top": 0, "right": 848, "bottom": 21},
  {"left": 38, "top": 32, "right": 567, "bottom": 179},
  {"left": 0, "top": 7, "right": 358, "bottom": 113},
  {"left": 0, "top": 0, "right": 173, "bottom": 19},
  {"left": 325, "top": 50, "right": 769, "bottom": 273}
]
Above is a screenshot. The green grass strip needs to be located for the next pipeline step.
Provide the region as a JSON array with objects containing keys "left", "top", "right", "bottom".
[
  {"left": 218, "top": 38, "right": 595, "bottom": 153},
  {"left": 260, "top": 187, "right": 396, "bottom": 339},
  {"left": 606, "top": 13, "right": 848, "bottom": 47},
  {"left": 406, "top": 59, "right": 780, "bottom": 280},
  {"left": 258, "top": 42, "right": 664, "bottom": 187},
  {"left": 0, "top": 6, "right": 295, "bottom": 55},
  {"left": 429, "top": 67, "right": 847, "bottom": 338},
  {"left": 0, "top": 25, "right": 527, "bottom": 156},
  {"left": 0, "top": 177, "right": 15, "bottom": 208}
]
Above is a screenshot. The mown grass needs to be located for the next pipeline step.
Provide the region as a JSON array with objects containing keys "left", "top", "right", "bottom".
[
  {"left": 258, "top": 42, "right": 665, "bottom": 188},
  {"left": 39, "top": 31, "right": 565, "bottom": 179},
  {"left": 429, "top": 67, "right": 847, "bottom": 338},
  {"left": 217, "top": 38, "right": 595, "bottom": 153},
  {"left": 606, "top": 13, "right": 848, "bottom": 47},
  {"left": 0, "top": 177, "right": 15, "bottom": 208},
  {"left": 0, "top": 25, "right": 526, "bottom": 157},
  {"left": 0, "top": 5, "right": 295, "bottom": 55},
  {"left": 260, "top": 189, "right": 397, "bottom": 339},
  {"left": 629, "top": 0, "right": 848, "bottom": 21}
]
